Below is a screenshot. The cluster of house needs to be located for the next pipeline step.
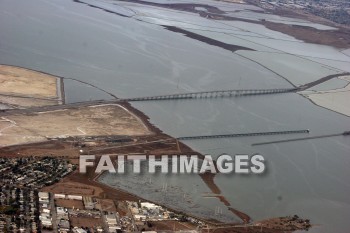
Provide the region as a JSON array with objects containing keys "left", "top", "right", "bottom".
[
  {"left": 0, "top": 187, "right": 40, "bottom": 232},
  {"left": 259, "top": 0, "right": 313, "bottom": 9},
  {"left": 259, "top": 0, "right": 348, "bottom": 9},
  {"left": 38, "top": 192, "right": 126, "bottom": 233},
  {"left": 1, "top": 187, "right": 203, "bottom": 233},
  {"left": 0, "top": 157, "right": 74, "bottom": 188}
]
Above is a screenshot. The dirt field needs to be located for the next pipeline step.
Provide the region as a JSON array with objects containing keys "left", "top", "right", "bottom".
[
  {"left": 147, "top": 221, "right": 196, "bottom": 231},
  {"left": 70, "top": 216, "right": 104, "bottom": 228},
  {"left": 264, "top": 22, "right": 350, "bottom": 49},
  {"left": 0, "top": 65, "right": 62, "bottom": 108},
  {"left": 0, "top": 104, "right": 151, "bottom": 147},
  {"left": 0, "top": 95, "right": 58, "bottom": 108},
  {"left": 55, "top": 199, "right": 85, "bottom": 210},
  {"left": 42, "top": 180, "right": 104, "bottom": 196},
  {"left": 95, "top": 198, "right": 117, "bottom": 212}
]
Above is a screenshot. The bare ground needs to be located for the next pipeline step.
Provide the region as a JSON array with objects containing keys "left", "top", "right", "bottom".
[
  {"left": 0, "top": 65, "right": 62, "bottom": 107},
  {"left": 55, "top": 199, "right": 85, "bottom": 209},
  {"left": 0, "top": 104, "right": 151, "bottom": 147},
  {"left": 70, "top": 216, "right": 104, "bottom": 228}
]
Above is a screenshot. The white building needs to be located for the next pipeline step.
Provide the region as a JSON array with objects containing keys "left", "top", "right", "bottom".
[
  {"left": 83, "top": 196, "right": 94, "bottom": 210},
  {"left": 38, "top": 192, "right": 49, "bottom": 199},
  {"left": 54, "top": 193, "right": 66, "bottom": 199},
  {"left": 42, "top": 208, "right": 51, "bottom": 214},
  {"left": 108, "top": 225, "right": 121, "bottom": 233},
  {"left": 106, "top": 213, "right": 117, "bottom": 224},
  {"left": 38, "top": 192, "right": 50, "bottom": 204},
  {"left": 67, "top": 195, "right": 83, "bottom": 200},
  {"left": 39, "top": 213, "right": 52, "bottom": 228},
  {"left": 141, "top": 202, "right": 159, "bottom": 210},
  {"left": 134, "top": 214, "right": 147, "bottom": 221},
  {"left": 74, "top": 228, "right": 87, "bottom": 233}
]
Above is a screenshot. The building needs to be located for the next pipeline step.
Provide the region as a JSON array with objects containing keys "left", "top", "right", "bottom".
[
  {"left": 38, "top": 192, "right": 50, "bottom": 204},
  {"left": 83, "top": 196, "right": 94, "bottom": 210},
  {"left": 54, "top": 193, "right": 66, "bottom": 199},
  {"left": 134, "top": 214, "right": 147, "bottom": 221},
  {"left": 74, "top": 228, "right": 87, "bottom": 233},
  {"left": 106, "top": 213, "right": 118, "bottom": 225},
  {"left": 105, "top": 213, "right": 121, "bottom": 233},
  {"left": 67, "top": 195, "right": 83, "bottom": 200},
  {"left": 57, "top": 207, "right": 65, "bottom": 214},
  {"left": 39, "top": 213, "right": 52, "bottom": 228},
  {"left": 58, "top": 219, "right": 70, "bottom": 232},
  {"left": 108, "top": 225, "right": 122, "bottom": 233},
  {"left": 141, "top": 202, "right": 159, "bottom": 210}
]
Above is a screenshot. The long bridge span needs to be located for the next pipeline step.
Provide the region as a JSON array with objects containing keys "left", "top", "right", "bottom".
[
  {"left": 177, "top": 129, "right": 309, "bottom": 140},
  {"left": 122, "top": 88, "right": 298, "bottom": 102},
  {"left": 0, "top": 88, "right": 298, "bottom": 116}
]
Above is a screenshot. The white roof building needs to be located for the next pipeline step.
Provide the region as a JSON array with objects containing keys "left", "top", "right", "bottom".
[
  {"left": 141, "top": 202, "right": 159, "bottom": 210},
  {"left": 42, "top": 208, "right": 51, "bottom": 214},
  {"left": 108, "top": 225, "right": 121, "bottom": 233},
  {"left": 54, "top": 193, "right": 66, "bottom": 199},
  {"left": 67, "top": 195, "right": 83, "bottom": 200},
  {"left": 83, "top": 196, "right": 94, "bottom": 210},
  {"left": 134, "top": 214, "right": 147, "bottom": 221},
  {"left": 56, "top": 207, "right": 66, "bottom": 215},
  {"left": 74, "top": 228, "right": 87, "bottom": 233},
  {"left": 38, "top": 192, "right": 49, "bottom": 199}
]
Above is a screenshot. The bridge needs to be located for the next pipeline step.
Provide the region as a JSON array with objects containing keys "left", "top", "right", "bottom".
[
  {"left": 252, "top": 131, "right": 350, "bottom": 146},
  {"left": 122, "top": 88, "right": 298, "bottom": 102},
  {"left": 0, "top": 88, "right": 299, "bottom": 116},
  {"left": 177, "top": 129, "right": 309, "bottom": 140}
]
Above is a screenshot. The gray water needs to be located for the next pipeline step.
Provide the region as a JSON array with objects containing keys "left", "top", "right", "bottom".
[{"left": 1, "top": 0, "right": 350, "bottom": 232}]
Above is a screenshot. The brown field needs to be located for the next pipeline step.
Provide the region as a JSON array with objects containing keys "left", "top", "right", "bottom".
[
  {"left": 0, "top": 104, "right": 151, "bottom": 147},
  {"left": 148, "top": 221, "right": 196, "bottom": 231},
  {"left": 55, "top": 199, "right": 85, "bottom": 210},
  {"left": 0, "top": 65, "right": 58, "bottom": 97},
  {"left": 70, "top": 216, "right": 104, "bottom": 228},
  {"left": 95, "top": 198, "right": 117, "bottom": 212},
  {"left": 0, "top": 65, "right": 62, "bottom": 108},
  {"left": 42, "top": 180, "right": 103, "bottom": 196},
  {"left": 0, "top": 95, "right": 58, "bottom": 108}
]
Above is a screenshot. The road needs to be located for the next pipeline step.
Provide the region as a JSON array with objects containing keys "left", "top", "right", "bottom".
[{"left": 50, "top": 193, "right": 58, "bottom": 233}]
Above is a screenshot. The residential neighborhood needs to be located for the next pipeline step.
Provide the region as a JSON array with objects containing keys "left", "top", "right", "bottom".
[
  {"left": 0, "top": 157, "right": 75, "bottom": 188},
  {"left": 252, "top": 0, "right": 350, "bottom": 25}
]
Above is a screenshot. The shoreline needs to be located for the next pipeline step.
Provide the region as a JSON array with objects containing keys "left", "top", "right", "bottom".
[
  {"left": 1, "top": 64, "right": 347, "bottom": 227},
  {"left": 0, "top": 63, "right": 337, "bottom": 228},
  {"left": 0, "top": 65, "right": 249, "bottom": 224}
]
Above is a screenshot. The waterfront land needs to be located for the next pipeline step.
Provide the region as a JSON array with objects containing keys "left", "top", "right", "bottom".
[
  {"left": 0, "top": 104, "right": 151, "bottom": 147},
  {"left": 0, "top": 65, "right": 63, "bottom": 108}
]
